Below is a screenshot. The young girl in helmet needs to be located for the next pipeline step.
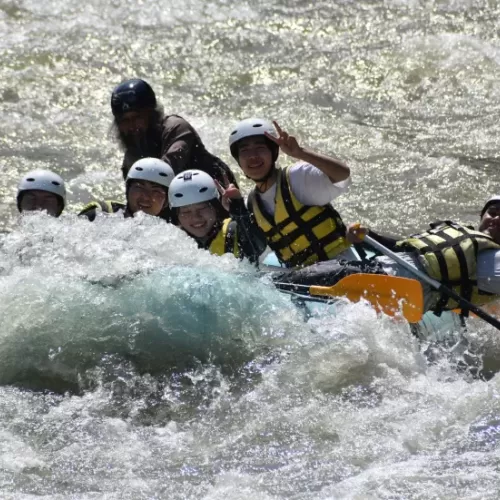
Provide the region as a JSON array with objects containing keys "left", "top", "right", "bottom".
[
  {"left": 79, "top": 158, "right": 175, "bottom": 221},
  {"left": 228, "top": 119, "right": 356, "bottom": 268},
  {"left": 168, "top": 170, "right": 267, "bottom": 263},
  {"left": 17, "top": 170, "right": 66, "bottom": 217}
]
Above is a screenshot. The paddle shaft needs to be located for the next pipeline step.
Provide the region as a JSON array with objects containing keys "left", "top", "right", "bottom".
[{"left": 364, "top": 234, "right": 500, "bottom": 330}]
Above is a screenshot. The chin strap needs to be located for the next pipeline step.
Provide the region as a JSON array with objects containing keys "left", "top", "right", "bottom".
[{"left": 252, "top": 163, "right": 277, "bottom": 192}]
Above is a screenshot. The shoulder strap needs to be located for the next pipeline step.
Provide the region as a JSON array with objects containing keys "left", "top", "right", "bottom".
[
  {"left": 247, "top": 185, "right": 276, "bottom": 229},
  {"left": 246, "top": 189, "right": 257, "bottom": 213}
]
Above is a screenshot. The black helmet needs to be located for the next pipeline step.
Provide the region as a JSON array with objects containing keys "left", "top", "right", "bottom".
[{"left": 111, "top": 78, "right": 157, "bottom": 116}]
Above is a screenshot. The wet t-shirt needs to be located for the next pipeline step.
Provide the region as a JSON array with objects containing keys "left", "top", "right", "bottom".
[
  {"left": 255, "top": 162, "right": 351, "bottom": 215},
  {"left": 122, "top": 114, "right": 238, "bottom": 187}
]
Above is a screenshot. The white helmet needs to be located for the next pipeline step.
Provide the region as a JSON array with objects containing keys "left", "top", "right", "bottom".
[
  {"left": 17, "top": 170, "right": 66, "bottom": 206},
  {"left": 481, "top": 195, "right": 500, "bottom": 217},
  {"left": 168, "top": 170, "right": 219, "bottom": 208},
  {"left": 228, "top": 118, "right": 278, "bottom": 160},
  {"left": 126, "top": 158, "right": 175, "bottom": 189}
]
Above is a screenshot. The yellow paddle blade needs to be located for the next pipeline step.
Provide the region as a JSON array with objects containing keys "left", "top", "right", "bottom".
[{"left": 309, "top": 274, "right": 424, "bottom": 323}]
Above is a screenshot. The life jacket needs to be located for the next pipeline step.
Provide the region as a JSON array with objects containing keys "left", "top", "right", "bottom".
[
  {"left": 396, "top": 221, "right": 500, "bottom": 313},
  {"left": 78, "top": 200, "right": 126, "bottom": 221},
  {"left": 208, "top": 218, "right": 239, "bottom": 257},
  {"left": 247, "top": 167, "right": 350, "bottom": 268}
]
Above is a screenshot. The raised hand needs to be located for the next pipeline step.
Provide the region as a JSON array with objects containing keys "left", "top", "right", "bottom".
[
  {"left": 346, "top": 223, "right": 368, "bottom": 244},
  {"left": 215, "top": 174, "right": 243, "bottom": 212},
  {"left": 264, "top": 121, "right": 303, "bottom": 158}
]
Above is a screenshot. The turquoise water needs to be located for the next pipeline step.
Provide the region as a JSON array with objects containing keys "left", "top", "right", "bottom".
[{"left": 1, "top": 0, "right": 500, "bottom": 498}]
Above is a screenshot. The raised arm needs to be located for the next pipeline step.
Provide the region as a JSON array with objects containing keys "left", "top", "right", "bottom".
[{"left": 265, "top": 121, "right": 350, "bottom": 183}]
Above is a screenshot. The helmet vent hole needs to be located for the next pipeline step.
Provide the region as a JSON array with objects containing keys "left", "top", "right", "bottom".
[
  {"left": 51, "top": 181, "right": 60, "bottom": 186},
  {"left": 252, "top": 124, "right": 263, "bottom": 128},
  {"left": 174, "top": 193, "right": 183, "bottom": 198},
  {"left": 230, "top": 130, "right": 237, "bottom": 135},
  {"left": 199, "top": 187, "right": 208, "bottom": 193},
  {"left": 26, "top": 178, "right": 35, "bottom": 182},
  {"left": 136, "top": 167, "right": 143, "bottom": 171},
  {"left": 159, "top": 172, "right": 167, "bottom": 177}
]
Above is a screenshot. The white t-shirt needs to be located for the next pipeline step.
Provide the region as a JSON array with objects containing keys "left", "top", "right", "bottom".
[{"left": 255, "top": 162, "right": 351, "bottom": 216}]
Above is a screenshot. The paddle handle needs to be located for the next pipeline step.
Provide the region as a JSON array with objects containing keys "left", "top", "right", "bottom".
[{"left": 364, "top": 234, "right": 500, "bottom": 330}]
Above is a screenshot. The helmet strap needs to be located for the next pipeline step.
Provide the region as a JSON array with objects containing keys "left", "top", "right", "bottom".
[{"left": 253, "top": 163, "right": 277, "bottom": 193}]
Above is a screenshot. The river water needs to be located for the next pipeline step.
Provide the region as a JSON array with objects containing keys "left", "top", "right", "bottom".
[{"left": 1, "top": 0, "right": 500, "bottom": 498}]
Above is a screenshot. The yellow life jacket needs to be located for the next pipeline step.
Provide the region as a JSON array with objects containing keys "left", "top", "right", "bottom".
[
  {"left": 208, "top": 218, "right": 240, "bottom": 257},
  {"left": 247, "top": 167, "right": 350, "bottom": 268},
  {"left": 396, "top": 221, "right": 500, "bottom": 312}
]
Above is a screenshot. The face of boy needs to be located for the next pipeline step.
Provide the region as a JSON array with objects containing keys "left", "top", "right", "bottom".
[
  {"left": 236, "top": 137, "right": 274, "bottom": 182},
  {"left": 127, "top": 180, "right": 167, "bottom": 216},
  {"left": 19, "top": 190, "right": 61, "bottom": 217}
]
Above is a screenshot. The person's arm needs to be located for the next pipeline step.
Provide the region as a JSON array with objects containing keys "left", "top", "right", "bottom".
[
  {"left": 288, "top": 162, "right": 351, "bottom": 206},
  {"left": 229, "top": 198, "right": 267, "bottom": 263},
  {"left": 365, "top": 231, "right": 400, "bottom": 252},
  {"left": 346, "top": 223, "right": 402, "bottom": 253},
  {"left": 215, "top": 180, "right": 266, "bottom": 263},
  {"left": 265, "top": 121, "right": 350, "bottom": 183},
  {"left": 160, "top": 117, "right": 199, "bottom": 173},
  {"left": 78, "top": 201, "right": 126, "bottom": 221},
  {"left": 212, "top": 159, "right": 239, "bottom": 189}
]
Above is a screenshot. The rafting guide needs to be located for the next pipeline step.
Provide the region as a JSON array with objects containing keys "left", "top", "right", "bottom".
[{"left": 111, "top": 78, "right": 237, "bottom": 192}]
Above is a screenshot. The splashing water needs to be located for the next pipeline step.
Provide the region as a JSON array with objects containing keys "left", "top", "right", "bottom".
[{"left": 1, "top": 0, "right": 500, "bottom": 498}]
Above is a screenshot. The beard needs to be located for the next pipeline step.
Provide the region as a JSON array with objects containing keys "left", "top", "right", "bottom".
[
  {"left": 116, "top": 126, "right": 158, "bottom": 158},
  {"left": 112, "top": 108, "right": 164, "bottom": 157},
  {"left": 119, "top": 129, "right": 151, "bottom": 154}
]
